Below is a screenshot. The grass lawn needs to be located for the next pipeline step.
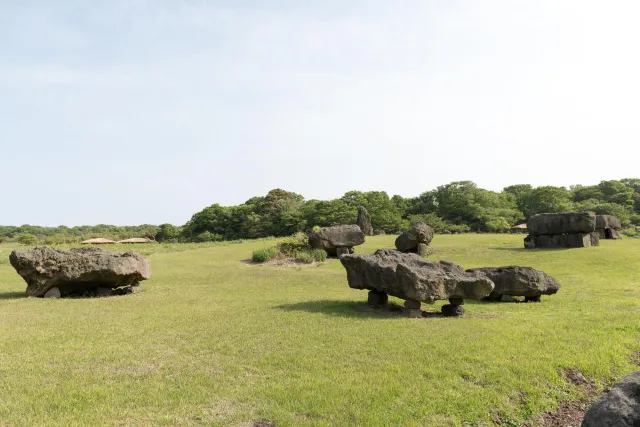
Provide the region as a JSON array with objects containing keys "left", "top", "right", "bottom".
[{"left": 0, "top": 235, "right": 639, "bottom": 426}]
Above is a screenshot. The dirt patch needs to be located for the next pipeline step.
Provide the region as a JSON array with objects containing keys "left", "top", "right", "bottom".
[
  {"left": 253, "top": 420, "right": 276, "bottom": 427},
  {"left": 523, "top": 368, "right": 600, "bottom": 427},
  {"left": 242, "top": 259, "right": 324, "bottom": 268}
]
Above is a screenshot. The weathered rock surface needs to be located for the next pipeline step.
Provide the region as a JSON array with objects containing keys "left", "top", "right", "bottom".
[
  {"left": 9, "top": 246, "right": 151, "bottom": 297},
  {"left": 596, "top": 215, "right": 622, "bottom": 230},
  {"left": 581, "top": 370, "right": 640, "bottom": 427},
  {"left": 395, "top": 222, "right": 435, "bottom": 253},
  {"left": 527, "top": 212, "right": 596, "bottom": 236},
  {"left": 356, "top": 206, "right": 374, "bottom": 236},
  {"left": 309, "top": 225, "right": 365, "bottom": 256},
  {"left": 340, "top": 249, "right": 494, "bottom": 303},
  {"left": 524, "top": 232, "right": 599, "bottom": 249},
  {"left": 466, "top": 266, "right": 561, "bottom": 300},
  {"left": 596, "top": 215, "right": 623, "bottom": 240}
]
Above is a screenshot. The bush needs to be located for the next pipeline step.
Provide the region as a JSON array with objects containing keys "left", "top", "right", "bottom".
[
  {"left": 310, "top": 249, "right": 327, "bottom": 262},
  {"left": 17, "top": 233, "right": 38, "bottom": 245},
  {"left": 295, "top": 251, "right": 314, "bottom": 263},
  {"left": 252, "top": 247, "right": 277, "bottom": 263},
  {"left": 277, "top": 232, "right": 310, "bottom": 256},
  {"left": 621, "top": 228, "right": 640, "bottom": 238},
  {"left": 195, "top": 231, "right": 223, "bottom": 243}
]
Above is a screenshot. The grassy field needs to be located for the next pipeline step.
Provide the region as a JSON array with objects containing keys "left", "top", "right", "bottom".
[{"left": 0, "top": 235, "right": 639, "bottom": 426}]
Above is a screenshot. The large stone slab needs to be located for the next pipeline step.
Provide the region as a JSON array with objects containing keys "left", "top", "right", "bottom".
[
  {"left": 308, "top": 225, "right": 365, "bottom": 256},
  {"left": 340, "top": 249, "right": 494, "bottom": 303},
  {"left": 527, "top": 212, "right": 596, "bottom": 236},
  {"left": 395, "top": 222, "right": 435, "bottom": 253},
  {"left": 466, "top": 266, "right": 561, "bottom": 300},
  {"left": 9, "top": 246, "right": 151, "bottom": 297},
  {"left": 581, "top": 370, "right": 640, "bottom": 427}
]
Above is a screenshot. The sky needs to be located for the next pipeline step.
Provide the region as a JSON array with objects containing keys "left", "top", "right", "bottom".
[{"left": 2, "top": 0, "right": 640, "bottom": 226}]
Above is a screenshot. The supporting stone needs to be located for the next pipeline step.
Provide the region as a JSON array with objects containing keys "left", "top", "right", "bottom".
[
  {"left": 367, "top": 290, "right": 388, "bottom": 307},
  {"left": 96, "top": 287, "right": 114, "bottom": 297},
  {"left": 525, "top": 295, "right": 541, "bottom": 303},
  {"left": 405, "top": 309, "right": 423, "bottom": 318},
  {"left": 417, "top": 243, "right": 430, "bottom": 257},
  {"left": 404, "top": 299, "right": 421, "bottom": 309},
  {"left": 441, "top": 304, "right": 464, "bottom": 317},
  {"left": 448, "top": 297, "right": 464, "bottom": 306},
  {"left": 43, "top": 287, "right": 61, "bottom": 299},
  {"left": 336, "top": 247, "right": 350, "bottom": 258}
]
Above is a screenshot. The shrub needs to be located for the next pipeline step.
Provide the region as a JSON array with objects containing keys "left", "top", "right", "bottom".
[
  {"left": 621, "top": 228, "right": 640, "bottom": 238},
  {"left": 310, "top": 249, "right": 327, "bottom": 262},
  {"left": 295, "top": 251, "right": 314, "bottom": 263},
  {"left": 252, "top": 247, "right": 277, "bottom": 263},
  {"left": 277, "top": 232, "right": 310, "bottom": 256},
  {"left": 17, "top": 233, "right": 38, "bottom": 245}
]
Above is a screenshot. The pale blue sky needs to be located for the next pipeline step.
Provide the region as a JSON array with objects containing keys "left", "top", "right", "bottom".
[{"left": 2, "top": 1, "right": 640, "bottom": 226}]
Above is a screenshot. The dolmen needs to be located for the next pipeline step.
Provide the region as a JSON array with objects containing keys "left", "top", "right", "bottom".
[
  {"left": 395, "top": 222, "right": 435, "bottom": 257},
  {"left": 9, "top": 246, "right": 151, "bottom": 298},
  {"left": 466, "top": 266, "right": 561, "bottom": 302},
  {"left": 581, "top": 370, "right": 640, "bottom": 427},
  {"left": 340, "top": 249, "right": 494, "bottom": 317},
  {"left": 356, "top": 206, "right": 374, "bottom": 236},
  {"left": 309, "top": 224, "right": 365, "bottom": 257},
  {"left": 524, "top": 212, "right": 599, "bottom": 249},
  {"left": 596, "top": 215, "right": 623, "bottom": 239}
]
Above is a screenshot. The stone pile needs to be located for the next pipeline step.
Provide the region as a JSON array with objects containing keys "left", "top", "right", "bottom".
[
  {"left": 356, "top": 206, "right": 374, "bottom": 236},
  {"left": 466, "top": 266, "right": 561, "bottom": 302},
  {"left": 395, "top": 222, "right": 435, "bottom": 257},
  {"left": 340, "top": 249, "right": 494, "bottom": 317},
  {"left": 596, "top": 215, "right": 623, "bottom": 240},
  {"left": 308, "top": 225, "right": 365, "bottom": 257},
  {"left": 9, "top": 246, "right": 151, "bottom": 298},
  {"left": 524, "top": 212, "right": 599, "bottom": 249}
]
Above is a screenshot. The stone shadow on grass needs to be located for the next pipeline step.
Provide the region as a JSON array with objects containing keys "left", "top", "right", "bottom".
[
  {"left": 276, "top": 299, "right": 443, "bottom": 319},
  {"left": 0, "top": 291, "right": 24, "bottom": 300},
  {"left": 488, "top": 247, "right": 573, "bottom": 252}
]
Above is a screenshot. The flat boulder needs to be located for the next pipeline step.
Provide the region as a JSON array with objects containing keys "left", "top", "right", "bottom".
[
  {"left": 9, "top": 246, "right": 151, "bottom": 297},
  {"left": 527, "top": 212, "right": 595, "bottom": 235},
  {"left": 466, "top": 266, "right": 561, "bottom": 300},
  {"left": 340, "top": 249, "right": 494, "bottom": 303},
  {"left": 309, "top": 225, "right": 365, "bottom": 256},
  {"left": 581, "top": 371, "right": 640, "bottom": 427},
  {"left": 596, "top": 215, "right": 622, "bottom": 230},
  {"left": 395, "top": 222, "right": 435, "bottom": 253}
]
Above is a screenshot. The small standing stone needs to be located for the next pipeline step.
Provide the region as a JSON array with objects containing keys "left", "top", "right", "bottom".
[
  {"left": 43, "top": 287, "right": 61, "bottom": 299},
  {"left": 525, "top": 295, "right": 541, "bottom": 303},
  {"left": 367, "top": 290, "right": 388, "bottom": 307},
  {"left": 404, "top": 299, "right": 421, "bottom": 309},
  {"left": 356, "top": 206, "right": 374, "bottom": 236},
  {"left": 336, "top": 247, "right": 351, "bottom": 258},
  {"left": 417, "top": 243, "right": 430, "bottom": 257},
  {"left": 405, "top": 309, "right": 423, "bottom": 318},
  {"left": 96, "top": 287, "right": 114, "bottom": 297},
  {"left": 441, "top": 304, "right": 464, "bottom": 317}
]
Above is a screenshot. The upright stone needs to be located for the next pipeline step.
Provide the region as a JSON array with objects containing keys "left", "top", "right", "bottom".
[{"left": 356, "top": 206, "right": 374, "bottom": 236}]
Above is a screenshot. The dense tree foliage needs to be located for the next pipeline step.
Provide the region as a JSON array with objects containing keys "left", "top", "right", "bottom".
[{"left": 3, "top": 179, "right": 640, "bottom": 244}]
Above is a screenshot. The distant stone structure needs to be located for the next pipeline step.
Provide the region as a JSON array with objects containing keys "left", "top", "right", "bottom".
[
  {"left": 524, "top": 212, "right": 599, "bottom": 249},
  {"left": 9, "top": 246, "right": 150, "bottom": 298},
  {"left": 356, "top": 206, "right": 374, "bottom": 236},
  {"left": 308, "top": 225, "right": 365, "bottom": 257},
  {"left": 340, "top": 249, "right": 494, "bottom": 317},
  {"left": 395, "top": 222, "right": 435, "bottom": 257},
  {"left": 466, "top": 266, "right": 561, "bottom": 302},
  {"left": 595, "top": 215, "right": 623, "bottom": 240}
]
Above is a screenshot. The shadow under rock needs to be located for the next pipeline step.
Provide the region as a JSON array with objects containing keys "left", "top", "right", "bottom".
[
  {"left": 275, "top": 299, "right": 444, "bottom": 319},
  {"left": 0, "top": 291, "right": 25, "bottom": 300}
]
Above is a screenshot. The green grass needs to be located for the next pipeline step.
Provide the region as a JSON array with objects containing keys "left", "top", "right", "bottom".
[{"left": 1, "top": 235, "right": 639, "bottom": 426}]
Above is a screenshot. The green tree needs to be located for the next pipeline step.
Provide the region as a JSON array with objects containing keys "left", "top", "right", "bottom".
[{"left": 17, "top": 233, "right": 38, "bottom": 245}]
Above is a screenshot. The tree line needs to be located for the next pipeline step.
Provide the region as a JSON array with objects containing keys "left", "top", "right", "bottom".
[{"left": 3, "top": 179, "right": 640, "bottom": 244}]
